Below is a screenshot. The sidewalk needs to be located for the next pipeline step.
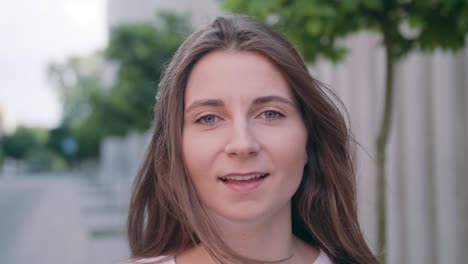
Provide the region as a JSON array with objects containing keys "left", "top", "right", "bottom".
[
  {"left": 80, "top": 177, "right": 129, "bottom": 264},
  {"left": 12, "top": 177, "right": 88, "bottom": 264},
  {"left": 0, "top": 175, "right": 130, "bottom": 264}
]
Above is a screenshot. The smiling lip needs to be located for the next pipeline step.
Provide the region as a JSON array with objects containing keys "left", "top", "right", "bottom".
[{"left": 218, "top": 172, "right": 269, "bottom": 193}]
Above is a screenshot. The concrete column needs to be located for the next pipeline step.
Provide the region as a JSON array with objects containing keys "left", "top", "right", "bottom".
[
  {"left": 351, "top": 33, "right": 378, "bottom": 249},
  {"left": 399, "top": 53, "right": 435, "bottom": 264},
  {"left": 431, "top": 50, "right": 464, "bottom": 264},
  {"left": 452, "top": 49, "right": 467, "bottom": 264},
  {"left": 387, "top": 57, "right": 407, "bottom": 264},
  {"left": 464, "top": 47, "right": 468, "bottom": 263}
]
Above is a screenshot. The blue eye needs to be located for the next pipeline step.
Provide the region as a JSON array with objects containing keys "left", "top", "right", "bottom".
[
  {"left": 197, "top": 115, "right": 218, "bottom": 125},
  {"left": 263, "top": 110, "right": 284, "bottom": 120}
]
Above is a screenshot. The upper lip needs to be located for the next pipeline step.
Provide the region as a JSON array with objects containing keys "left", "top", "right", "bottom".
[{"left": 219, "top": 172, "right": 269, "bottom": 179}]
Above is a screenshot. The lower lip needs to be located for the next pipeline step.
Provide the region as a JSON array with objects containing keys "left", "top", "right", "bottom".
[{"left": 220, "top": 175, "right": 268, "bottom": 193}]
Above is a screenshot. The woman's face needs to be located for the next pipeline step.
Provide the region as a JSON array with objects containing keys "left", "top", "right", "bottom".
[{"left": 182, "top": 50, "right": 307, "bottom": 223}]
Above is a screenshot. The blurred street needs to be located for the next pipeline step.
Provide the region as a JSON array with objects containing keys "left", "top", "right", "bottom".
[{"left": 0, "top": 173, "right": 129, "bottom": 264}]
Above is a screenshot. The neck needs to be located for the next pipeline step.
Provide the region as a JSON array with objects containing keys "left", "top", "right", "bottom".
[
  {"left": 211, "top": 202, "right": 296, "bottom": 261},
  {"left": 176, "top": 202, "right": 320, "bottom": 264}
]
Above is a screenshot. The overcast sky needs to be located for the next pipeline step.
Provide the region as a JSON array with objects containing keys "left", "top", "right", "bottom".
[{"left": 0, "top": 0, "right": 107, "bottom": 130}]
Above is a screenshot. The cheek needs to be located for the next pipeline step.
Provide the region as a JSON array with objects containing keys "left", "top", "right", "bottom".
[
  {"left": 182, "top": 131, "right": 200, "bottom": 177},
  {"left": 259, "top": 123, "right": 307, "bottom": 184},
  {"left": 274, "top": 140, "right": 307, "bottom": 176},
  {"left": 182, "top": 130, "right": 221, "bottom": 180},
  {"left": 258, "top": 123, "right": 307, "bottom": 160}
]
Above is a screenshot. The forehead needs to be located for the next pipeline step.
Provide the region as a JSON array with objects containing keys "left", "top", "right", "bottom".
[{"left": 184, "top": 50, "right": 293, "bottom": 104}]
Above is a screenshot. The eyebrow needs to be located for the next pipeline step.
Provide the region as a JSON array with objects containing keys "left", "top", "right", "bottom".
[
  {"left": 252, "top": 95, "right": 295, "bottom": 106},
  {"left": 185, "top": 95, "right": 295, "bottom": 113},
  {"left": 185, "top": 99, "right": 225, "bottom": 113}
]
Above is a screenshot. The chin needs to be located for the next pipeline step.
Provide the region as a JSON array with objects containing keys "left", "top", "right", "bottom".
[
  {"left": 209, "top": 203, "right": 271, "bottom": 224},
  {"left": 209, "top": 200, "right": 290, "bottom": 225}
]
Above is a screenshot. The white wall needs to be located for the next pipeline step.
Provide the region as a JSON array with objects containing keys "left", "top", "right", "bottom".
[{"left": 311, "top": 32, "right": 467, "bottom": 264}]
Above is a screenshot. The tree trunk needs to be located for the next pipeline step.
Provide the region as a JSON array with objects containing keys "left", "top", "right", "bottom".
[{"left": 376, "top": 35, "right": 395, "bottom": 263}]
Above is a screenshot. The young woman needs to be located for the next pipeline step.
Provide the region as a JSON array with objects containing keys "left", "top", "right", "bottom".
[{"left": 126, "top": 15, "right": 379, "bottom": 264}]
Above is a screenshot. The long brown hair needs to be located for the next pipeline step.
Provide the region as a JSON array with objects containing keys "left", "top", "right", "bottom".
[{"left": 127, "top": 15, "right": 378, "bottom": 264}]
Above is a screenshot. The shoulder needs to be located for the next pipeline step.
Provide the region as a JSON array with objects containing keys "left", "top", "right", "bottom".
[
  {"left": 313, "top": 250, "right": 334, "bottom": 264},
  {"left": 121, "top": 255, "right": 175, "bottom": 264}
]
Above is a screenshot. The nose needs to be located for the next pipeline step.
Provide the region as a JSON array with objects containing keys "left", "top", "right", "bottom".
[{"left": 224, "top": 120, "right": 260, "bottom": 159}]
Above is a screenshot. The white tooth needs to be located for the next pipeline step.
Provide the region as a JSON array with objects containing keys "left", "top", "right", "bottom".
[{"left": 223, "top": 174, "right": 263, "bottom": 181}]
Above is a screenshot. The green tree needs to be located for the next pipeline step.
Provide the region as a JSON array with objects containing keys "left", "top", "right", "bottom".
[
  {"left": 48, "top": 54, "right": 108, "bottom": 159},
  {"left": 48, "top": 12, "right": 192, "bottom": 160},
  {"left": 48, "top": 55, "right": 105, "bottom": 128},
  {"left": 223, "top": 0, "right": 468, "bottom": 261},
  {"left": 105, "top": 11, "right": 192, "bottom": 131},
  {"left": 0, "top": 146, "right": 3, "bottom": 165},
  {"left": 1, "top": 126, "right": 48, "bottom": 160},
  {"left": 0, "top": 126, "right": 67, "bottom": 172}
]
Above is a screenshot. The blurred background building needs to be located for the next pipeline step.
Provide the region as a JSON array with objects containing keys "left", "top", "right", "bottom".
[
  {"left": 107, "top": 0, "right": 221, "bottom": 29},
  {"left": 0, "top": 106, "right": 16, "bottom": 136},
  {"left": 0, "top": 107, "right": 5, "bottom": 137},
  {"left": 311, "top": 36, "right": 467, "bottom": 264}
]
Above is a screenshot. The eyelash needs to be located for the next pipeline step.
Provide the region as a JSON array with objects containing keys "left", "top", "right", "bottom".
[
  {"left": 195, "top": 110, "right": 285, "bottom": 126},
  {"left": 262, "top": 110, "right": 285, "bottom": 120},
  {"left": 196, "top": 115, "right": 219, "bottom": 125}
]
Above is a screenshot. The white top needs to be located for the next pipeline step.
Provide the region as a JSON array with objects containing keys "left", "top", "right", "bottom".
[{"left": 129, "top": 250, "right": 333, "bottom": 264}]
